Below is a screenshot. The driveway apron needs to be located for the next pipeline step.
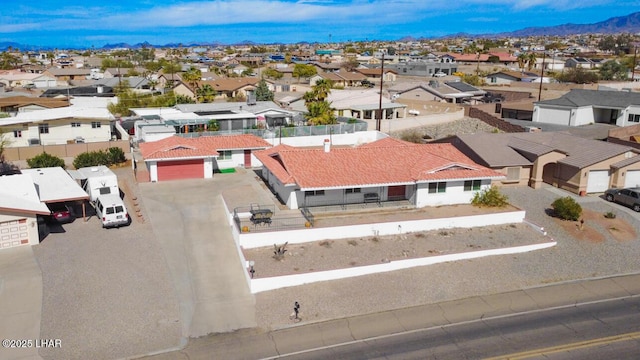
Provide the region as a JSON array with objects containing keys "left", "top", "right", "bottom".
[{"left": 140, "top": 178, "right": 256, "bottom": 338}]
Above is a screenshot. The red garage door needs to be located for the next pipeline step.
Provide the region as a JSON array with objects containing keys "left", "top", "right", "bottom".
[{"left": 157, "top": 159, "right": 204, "bottom": 181}]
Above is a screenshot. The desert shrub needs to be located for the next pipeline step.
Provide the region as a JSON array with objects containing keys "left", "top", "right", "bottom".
[
  {"left": 604, "top": 211, "right": 617, "bottom": 219},
  {"left": 399, "top": 129, "right": 424, "bottom": 144},
  {"left": 73, "top": 147, "right": 126, "bottom": 169},
  {"left": 471, "top": 185, "right": 509, "bottom": 207},
  {"left": 551, "top": 196, "right": 582, "bottom": 221},
  {"left": 27, "top": 152, "right": 65, "bottom": 169},
  {"left": 107, "top": 147, "right": 126, "bottom": 164}
]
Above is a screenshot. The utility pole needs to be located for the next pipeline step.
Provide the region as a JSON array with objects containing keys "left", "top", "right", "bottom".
[
  {"left": 538, "top": 51, "right": 546, "bottom": 102},
  {"left": 377, "top": 54, "right": 385, "bottom": 132},
  {"left": 632, "top": 44, "right": 638, "bottom": 83}
]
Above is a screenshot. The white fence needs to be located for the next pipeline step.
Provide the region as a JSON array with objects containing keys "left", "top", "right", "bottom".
[
  {"left": 250, "top": 241, "right": 556, "bottom": 293},
  {"left": 239, "top": 210, "right": 526, "bottom": 249}
]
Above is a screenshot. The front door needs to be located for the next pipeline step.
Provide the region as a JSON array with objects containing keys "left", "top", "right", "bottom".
[
  {"left": 387, "top": 185, "right": 406, "bottom": 200},
  {"left": 244, "top": 150, "right": 251, "bottom": 168}
]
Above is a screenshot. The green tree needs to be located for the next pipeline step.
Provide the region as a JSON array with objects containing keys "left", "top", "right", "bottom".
[
  {"left": 303, "top": 79, "right": 336, "bottom": 125},
  {"left": 555, "top": 67, "right": 599, "bottom": 84},
  {"left": 517, "top": 53, "right": 528, "bottom": 72},
  {"left": 0, "top": 52, "right": 19, "bottom": 69},
  {"left": 27, "top": 152, "right": 65, "bottom": 169},
  {"left": 0, "top": 129, "right": 19, "bottom": 175},
  {"left": 182, "top": 67, "right": 202, "bottom": 98},
  {"left": 526, "top": 53, "right": 538, "bottom": 71},
  {"left": 207, "top": 119, "right": 219, "bottom": 131},
  {"left": 196, "top": 84, "right": 216, "bottom": 103},
  {"left": 254, "top": 79, "right": 274, "bottom": 101},
  {"left": 599, "top": 60, "right": 628, "bottom": 81},
  {"left": 293, "top": 63, "right": 317, "bottom": 83},
  {"left": 263, "top": 67, "right": 284, "bottom": 80},
  {"left": 163, "top": 61, "right": 181, "bottom": 88},
  {"left": 341, "top": 57, "right": 360, "bottom": 71}
]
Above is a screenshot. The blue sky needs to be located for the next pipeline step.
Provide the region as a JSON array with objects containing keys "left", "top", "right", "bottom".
[{"left": 1, "top": 0, "right": 638, "bottom": 48}]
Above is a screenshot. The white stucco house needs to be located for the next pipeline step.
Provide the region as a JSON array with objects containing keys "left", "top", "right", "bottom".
[
  {"left": 0, "top": 174, "right": 50, "bottom": 249},
  {"left": 0, "top": 97, "right": 115, "bottom": 146},
  {"left": 533, "top": 89, "right": 640, "bottom": 127},
  {"left": 254, "top": 137, "right": 505, "bottom": 210}
]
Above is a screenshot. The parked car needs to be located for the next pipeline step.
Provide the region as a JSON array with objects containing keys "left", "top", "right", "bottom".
[
  {"left": 95, "top": 194, "right": 130, "bottom": 228},
  {"left": 604, "top": 187, "right": 640, "bottom": 212},
  {"left": 47, "top": 202, "right": 74, "bottom": 224},
  {"left": 361, "top": 80, "right": 375, "bottom": 88},
  {"left": 433, "top": 71, "right": 446, "bottom": 77}
]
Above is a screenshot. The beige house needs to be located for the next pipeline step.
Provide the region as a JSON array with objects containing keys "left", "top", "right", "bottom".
[{"left": 447, "top": 132, "right": 640, "bottom": 195}]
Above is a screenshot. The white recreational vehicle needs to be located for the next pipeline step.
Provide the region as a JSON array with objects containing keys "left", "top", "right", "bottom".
[{"left": 69, "top": 166, "right": 120, "bottom": 203}]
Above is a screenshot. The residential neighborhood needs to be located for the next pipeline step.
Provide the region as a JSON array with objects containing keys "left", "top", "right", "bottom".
[{"left": 1, "top": 8, "right": 640, "bottom": 360}]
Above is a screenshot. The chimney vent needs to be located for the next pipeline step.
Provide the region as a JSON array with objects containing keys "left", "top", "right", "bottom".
[{"left": 323, "top": 139, "right": 331, "bottom": 153}]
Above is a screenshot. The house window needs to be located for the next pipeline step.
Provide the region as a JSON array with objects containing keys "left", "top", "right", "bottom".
[
  {"left": 490, "top": 77, "right": 497, "bottom": 83},
  {"left": 464, "top": 180, "right": 482, "bottom": 191},
  {"left": 13, "top": 130, "right": 22, "bottom": 138},
  {"left": 38, "top": 124, "right": 49, "bottom": 134},
  {"left": 91, "top": 122, "right": 101, "bottom": 128},
  {"left": 218, "top": 150, "right": 232, "bottom": 160},
  {"left": 428, "top": 182, "right": 446, "bottom": 193},
  {"left": 506, "top": 167, "right": 520, "bottom": 181},
  {"left": 628, "top": 114, "right": 640, "bottom": 123},
  {"left": 71, "top": 122, "right": 81, "bottom": 127},
  {"left": 305, "top": 190, "right": 325, "bottom": 196},
  {"left": 345, "top": 188, "right": 361, "bottom": 194}
]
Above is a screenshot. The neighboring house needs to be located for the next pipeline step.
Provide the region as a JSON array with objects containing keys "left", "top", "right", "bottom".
[
  {"left": 197, "top": 77, "right": 261, "bottom": 100},
  {"left": 564, "top": 57, "right": 594, "bottom": 69},
  {"left": 42, "top": 68, "right": 92, "bottom": 84},
  {"left": 369, "top": 60, "right": 458, "bottom": 77},
  {"left": 355, "top": 68, "right": 397, "bottom": 82},
  {"left": 532, "top": 89, "right": 640, "bottom": 127},
  {"left": 138, "top": 134, "right": 270, "bottom": 182},
  {"left": 255, "top": 137, "right": 505, "bottom": 210},
  {"left": 309, "top": 70, "right": 367, "bottom": 88},
  {"left": 0, "top": 71, "right": 57, "bottom": 88},
  {"left": 41, "top": 85, "right": 115, "bottom": 98},
  {"left": 103, "top": 67, "right": 148, "bottom": 78},
  {"left": 287, "top": 88, "right": 407, "bottom": 120},
  {"left": 0, "top": 174, "right": 50, "bottom": 250},
  {"left": 389, "top": 81, "right": 486, "bottom": 104},
  {"left": 485, "top": 71, "right": 539, "bottom": 85},
  {"left": 446, "top": 132, "right": 640, "bottom": 195},
  {"left": 0, "top": 96, "right": 69, "bottom": 116},
  {"left": 0, "top": 97, "right": 115, "bottom": 146},
  {"left": 95, "top": 77, "right": 151, "bottom": 91}
]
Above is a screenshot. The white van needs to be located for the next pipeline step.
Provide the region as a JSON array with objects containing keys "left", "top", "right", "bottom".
[{"left": 95, "top": 194, "right": 130, "bottom": 228}]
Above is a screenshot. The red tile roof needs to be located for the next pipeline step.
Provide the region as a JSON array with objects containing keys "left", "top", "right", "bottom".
[
  {"left": 140, "top": 134, "right": 270, "bottom": 161},
  {"left": 254, "top": 138, "right": 504, "bottom": 189}
]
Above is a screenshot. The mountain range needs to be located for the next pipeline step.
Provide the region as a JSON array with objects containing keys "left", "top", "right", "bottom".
[{"left": 1, "top": 12, "right": 639, "bottom": 51}]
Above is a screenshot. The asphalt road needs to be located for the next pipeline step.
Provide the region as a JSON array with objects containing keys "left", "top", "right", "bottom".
[{"left": 275, "top": 295, "right": 640, "bottom": 360}]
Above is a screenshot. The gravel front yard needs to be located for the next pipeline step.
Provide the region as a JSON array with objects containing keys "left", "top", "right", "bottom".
[{"left": 254, "top": 186, "right": 640, "bottom": 330}]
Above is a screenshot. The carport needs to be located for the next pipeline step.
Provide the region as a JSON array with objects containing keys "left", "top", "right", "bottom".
[{"left": 22, "top": 167, "right": 90, "bottom": 221}]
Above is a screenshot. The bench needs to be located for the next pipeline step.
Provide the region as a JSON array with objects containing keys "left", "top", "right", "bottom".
[
  {"left": 363, "top": 193, "right": 380, "bottom": 203},
  {"left": 250, "top": 209, "right": 273, "bottom": 226}
]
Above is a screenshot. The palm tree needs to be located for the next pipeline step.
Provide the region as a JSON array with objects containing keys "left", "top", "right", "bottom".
[
  {"left": 517, "top": 53, "right": 528, "bottom": 73},
  {"left": 182, "top": 67, "right": 202, "bottom": 101},
  {"left": 196, "top": 84, "right": 216, "bottom": 103},
  {"left": 526, "top": 53, "right": 538, "bottom": 71},
  {"left": 163, "top": 61, "right": 181, "bottom": 89},
  {"left": 312, "top": 79, "right": 333, "bottom": 101}
]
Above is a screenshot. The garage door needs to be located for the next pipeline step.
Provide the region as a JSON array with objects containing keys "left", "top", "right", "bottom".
[
  {"left": 0, "top": 219, "right": 30, "bottom": 249},
  {"left": 157, "top": 159, "right": 204, "bottom": 181},
  {"left": 586, "top": 170, "right": 610, "bottom": 193},
  {"left": 625, "top": 170, "right": 640, "bottom": 188}
]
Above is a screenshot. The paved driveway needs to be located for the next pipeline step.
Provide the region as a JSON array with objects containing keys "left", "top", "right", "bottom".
[
  {"left": 33, "top": 212, "right": 181, "bottom": 360},
  {"left": 139, "top": 168, "right": 270, "bottom": 338}
]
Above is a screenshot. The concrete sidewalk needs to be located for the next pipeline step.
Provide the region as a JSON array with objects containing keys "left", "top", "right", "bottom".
[
  {"left": 0, "top": 247, "right": 43, "bottom": 360},
  {"left": 140, "top": 273, "right": 640, "bottom": 360}
]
